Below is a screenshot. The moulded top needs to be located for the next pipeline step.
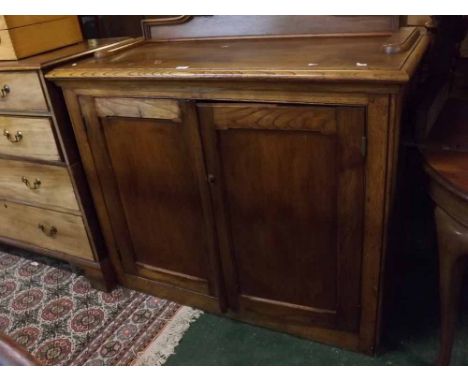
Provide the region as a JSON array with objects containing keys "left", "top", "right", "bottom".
[{"left": 47, "top": 27, "right": 430, "bottom": 84}]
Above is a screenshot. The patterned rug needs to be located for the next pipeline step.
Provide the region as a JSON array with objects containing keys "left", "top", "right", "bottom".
[{"left": 0, "top": 246, "right": 201, "bottom": 365}]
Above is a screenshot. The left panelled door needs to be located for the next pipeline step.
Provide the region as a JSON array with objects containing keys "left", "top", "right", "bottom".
[{"left": 78, "top": 96, "right": 221, "bottom": 303}]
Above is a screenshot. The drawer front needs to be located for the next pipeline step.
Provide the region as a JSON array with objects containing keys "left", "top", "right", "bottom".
[
  {"left": 0, "top": 71, "right": 48, "bottom": 112},
  {"left": 0, "top": 159, "right": 79, "bottom": 212},
  {"left": 0, "top": 116, "right": 60, "bottom": 161},
  {"left": 0, "top": 200, "right": 94, "bottom": 260}
]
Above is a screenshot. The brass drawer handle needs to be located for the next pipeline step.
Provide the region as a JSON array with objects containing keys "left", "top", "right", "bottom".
[
  {"left": 1, "top": 85, "right": 10, "bottom": 98},
  {"left": 3, "top": 129, "right": 23, "bottom": 143},
  {"left": 38, "top": 223, "right": 57, "bottom": 238},
  {"left": 21, "top": 176, "right": 41, "bottom": 190}
]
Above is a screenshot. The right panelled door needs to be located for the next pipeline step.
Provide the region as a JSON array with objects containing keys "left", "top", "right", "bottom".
[{"left": 198, "top": 102, "right": 366, "bottom": 332}]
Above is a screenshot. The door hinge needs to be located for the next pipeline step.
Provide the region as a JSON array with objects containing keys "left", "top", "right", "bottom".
[{"left": 361, "top": 135, "right": 367, "bottom": 158}]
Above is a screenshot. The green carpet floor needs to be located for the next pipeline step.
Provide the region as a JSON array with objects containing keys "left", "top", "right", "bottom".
[{"left": 165, "top": 309, "right": 468, "bottom": 366}]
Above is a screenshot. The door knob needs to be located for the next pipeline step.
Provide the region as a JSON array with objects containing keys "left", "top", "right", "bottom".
[{"left": 207, "top": 174, "right": 216, "bottom": 184}]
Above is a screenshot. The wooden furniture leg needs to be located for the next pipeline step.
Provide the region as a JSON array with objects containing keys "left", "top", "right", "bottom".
[
  {"left": 422, "top": 102, "right": 468, "bottom": 365},
  {"left": 434, "top": 207, "right": 468, "bottom": 365},
  {"left": 85, "top": 257, "right": 116, "bottom": 292},
  {"left": 69, "top": 258, "right": 116, "bottom": 292}
]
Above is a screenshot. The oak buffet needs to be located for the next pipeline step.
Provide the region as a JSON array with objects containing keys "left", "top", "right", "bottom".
[{"left": 47, "top": 16, "right": 430, "bottom": 354}]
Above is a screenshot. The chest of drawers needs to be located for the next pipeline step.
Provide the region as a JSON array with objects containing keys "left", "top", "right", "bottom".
[
  {"left": 47, "top": 17, "right": 430, "bottom": 353},
  {"left": 0, "top": 38, "right": 135, "bottom": 290},
  {"left": 0, "top": 16, "right": 82, "bottom": 61}
]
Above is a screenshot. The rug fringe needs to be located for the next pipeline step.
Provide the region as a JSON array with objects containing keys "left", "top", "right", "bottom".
[{"left": 132, "top": 306, "right": 202, "bottom": 366}]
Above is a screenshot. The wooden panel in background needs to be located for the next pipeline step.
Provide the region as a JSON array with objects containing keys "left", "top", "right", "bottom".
[{"left": 144, "top": 16, "right": 399, "bottom": 40}]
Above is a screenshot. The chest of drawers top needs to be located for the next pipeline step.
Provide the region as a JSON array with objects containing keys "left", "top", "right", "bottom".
[
  {"left": 0, "top": 38, "right": 134, "bottom": 72},
  {"left": 0, "top": 38, "right": 135, "bottom": 116}
]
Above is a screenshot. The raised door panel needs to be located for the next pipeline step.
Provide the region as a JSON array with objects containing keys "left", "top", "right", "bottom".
[
  {"left": 199, "top": 103, "right": 365, "bottom": 331},
  {"left": 79, "top": 97, "right": 218, "bottom": 296}
]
